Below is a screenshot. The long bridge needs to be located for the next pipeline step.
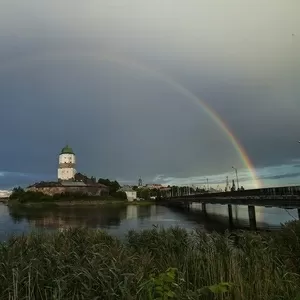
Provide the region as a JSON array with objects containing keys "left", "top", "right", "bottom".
[{"left": 163, "top": 185, "right": 300, "bottom": 230}]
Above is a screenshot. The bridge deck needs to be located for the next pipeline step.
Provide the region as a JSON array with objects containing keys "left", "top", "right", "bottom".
[
  {"left": 167, "top": 185, "right": 300, "bottom": 207},
  {"left": 166, "top": 195, "right": 300, "bottom": 207}
]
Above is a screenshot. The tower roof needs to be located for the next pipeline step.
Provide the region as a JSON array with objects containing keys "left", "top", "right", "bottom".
[{"left": 60, "top": 145, "right": 75, "bottom": 155}]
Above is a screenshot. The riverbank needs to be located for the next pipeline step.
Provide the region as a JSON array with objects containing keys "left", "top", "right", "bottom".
[
  {"left": 8, "top": 188, "right": 156, "bottom": 207},
  {"left": 8, "top": 198, "right": 155, "bottom": 207},
  {"left": 0, "top": 222, "right": 299, "bottom": 299}
]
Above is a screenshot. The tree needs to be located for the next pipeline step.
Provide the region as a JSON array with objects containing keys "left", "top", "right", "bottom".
[
  {"left": 98, "top": 178, "right": 121, "bottom": 195},
  {"left": 111, "top": 191, "right": 127, "bottom": 200},
  {"left": 74, "top": 173, "right": 89, "bottom": 183},
  {"left": 10, "top": 187, "right": 25, "bottom": 199},
  {"left": 137, "top": 188, "right": 150, "bottom": 200},
  {"left": 91, "top": 176, "right": 96, "bottom": 184}
]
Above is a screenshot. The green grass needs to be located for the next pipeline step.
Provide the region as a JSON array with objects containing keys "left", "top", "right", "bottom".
[{"left": 0, "top": 222, "right": 300, "bottom": 299}]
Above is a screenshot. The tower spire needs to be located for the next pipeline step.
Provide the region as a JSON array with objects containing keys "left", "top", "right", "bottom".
[{"left": 138, "top": 177, "right": 143, "bottom": 187}]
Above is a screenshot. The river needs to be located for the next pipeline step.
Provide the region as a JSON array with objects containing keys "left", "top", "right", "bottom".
[{"left": 0, "top": 202, "right": 299, "bottom": 241}]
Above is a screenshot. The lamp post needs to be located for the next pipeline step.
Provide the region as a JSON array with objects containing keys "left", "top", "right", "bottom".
[{"left": 232, "top": 166, "right": 240, "bottom": 190}]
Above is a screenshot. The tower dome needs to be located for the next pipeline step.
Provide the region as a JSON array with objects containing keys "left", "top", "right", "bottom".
[
  {"left": 60, "top": 145, "right": 75, "bottom": 155},
  {"left": 57, "top": 145, "right": 76, "bottom": 181}
]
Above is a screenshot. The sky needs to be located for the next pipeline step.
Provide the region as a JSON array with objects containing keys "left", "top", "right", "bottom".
[{"left": 0, "top": 0, "right": 300, "bottom": 190}]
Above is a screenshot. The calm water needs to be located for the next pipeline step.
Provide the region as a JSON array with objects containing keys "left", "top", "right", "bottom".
[{"left": 0, "top": 203, "right": 299, "bottom": 241}]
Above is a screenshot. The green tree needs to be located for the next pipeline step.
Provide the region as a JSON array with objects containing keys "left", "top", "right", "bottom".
[
  {"left": 98, "top": 178, "right": 121, "bottom": 195},
  {"left": 110, "top": 191, "right": 127, "bottom": 200},
  {"left": 142, "top": 189, "right": 150, "bottom": 200},
  {"left": 74, "top": 173, "right": 89, "bottom": 183}
]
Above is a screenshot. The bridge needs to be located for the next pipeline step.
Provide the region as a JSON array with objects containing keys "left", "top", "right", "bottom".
[{"left": 163, "top": 185, "right": 300, "bottom": 231}]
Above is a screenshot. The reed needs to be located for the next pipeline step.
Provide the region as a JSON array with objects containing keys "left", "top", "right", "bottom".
[{"left": 0, "top": 222, "right": 299, "bottom": 299}]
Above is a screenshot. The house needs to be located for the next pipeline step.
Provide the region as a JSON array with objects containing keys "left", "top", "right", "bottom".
[{"left": 118, "top": 186, "right": 137, "bottom": 202}]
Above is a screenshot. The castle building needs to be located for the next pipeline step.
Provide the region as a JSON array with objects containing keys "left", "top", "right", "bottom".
[{"left": 57, "top": 145, "right": 76, "bottom": 181}]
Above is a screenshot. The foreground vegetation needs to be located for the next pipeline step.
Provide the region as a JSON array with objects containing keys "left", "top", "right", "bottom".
[{"left": 1, "top": 222, "right": 300, "bottom": 299}]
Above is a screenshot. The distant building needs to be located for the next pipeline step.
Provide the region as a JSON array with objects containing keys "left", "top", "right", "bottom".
[
  {"left": 138, "top": 177, "right": 143, "bottom": 187},
  {"left": 145, "top": 184, "right": 163, "bottom": 190},
  {"left": 0, "top": 190, "right": 11, "bottom": 198},
  {"left": 118, "top": 186, "right": 137, "bottom": 202},
  {"left": 58, "top": 145, "right": 76, "bottom": 181}
]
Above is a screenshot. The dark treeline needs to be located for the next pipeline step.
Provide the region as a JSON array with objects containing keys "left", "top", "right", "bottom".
[
  {"left": 9, "top": 188, "right": 127, "bottom": 204},
  {"left": 74, "top": 173, "right": 126, "bottom": 199}
]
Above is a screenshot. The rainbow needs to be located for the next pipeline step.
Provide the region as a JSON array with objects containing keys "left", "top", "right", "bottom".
[
  {"left": 3, "top": 51, "right": 261, "bottom": 188},
  {"left": 155, "top": 77, "right": 261, "bottom": 188},
  {"left": 102, "top": 55, "right": 261, "bottom": 188}
]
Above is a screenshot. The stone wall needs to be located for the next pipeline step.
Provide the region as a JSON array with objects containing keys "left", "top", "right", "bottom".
[{"left": 27, "top": 185, "right": 109, "bottom": 197}]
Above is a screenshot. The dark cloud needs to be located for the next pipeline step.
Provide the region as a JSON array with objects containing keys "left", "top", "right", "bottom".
[
  {"left": 0, "top": 172, "right": 53, "bottom": 190},
  {"left": 0, "top": 1, "right": 299, "bottom": 187},
  {"left": 261, "top": 172, "right": 300, "bottom": 180}
]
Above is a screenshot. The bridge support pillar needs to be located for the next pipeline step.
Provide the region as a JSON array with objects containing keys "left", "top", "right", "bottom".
[
  {"left": 201, "top": 203, "right": 207, "bottom": 215},
  {"left": 228, "top": 204, "right": 233, "bottom": 228},
  {"left": 185, "top": 202, "right": 190, "bottom": 211},
  {"left": 248, "top": 205, "right": 257, "bottom": 231}
]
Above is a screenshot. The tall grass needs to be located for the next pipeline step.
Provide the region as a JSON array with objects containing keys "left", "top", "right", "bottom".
[{"left": 0, "top": 222, "right": 299, "bottom": 299}]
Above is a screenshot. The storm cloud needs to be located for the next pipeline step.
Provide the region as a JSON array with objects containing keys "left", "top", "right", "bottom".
[
  {"left": 0, "top": 0, "right": 299, "bottom": 189},
  {"left": 263, "top": 173, "right": 300, "bottom": 180}
]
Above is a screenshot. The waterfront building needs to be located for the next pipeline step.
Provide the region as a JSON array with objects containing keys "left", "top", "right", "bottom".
[
  {"left": 57, "top": 145, "right": 76, "bottom": 181},
  {"left": 118, "top": 186, "right": 137, "bottom": 202}
]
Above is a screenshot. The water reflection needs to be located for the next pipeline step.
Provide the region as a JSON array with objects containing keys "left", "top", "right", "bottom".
[
  {"left": 0, "top": 202, "right": 298, "bottom": 241},
  {"left": 5, "top": 204, "right": 201, "bottom": 239},
  {"left": 9, "top": 205, "right": 125, "bottom": 229},
  {"left": 190, "top": 203, "right": 300, "bottom": 230}
]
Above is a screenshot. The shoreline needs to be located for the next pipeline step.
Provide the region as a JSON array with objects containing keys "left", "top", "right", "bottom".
[{"left": 7, "top": 199, "right": 155, "bottom": 207}]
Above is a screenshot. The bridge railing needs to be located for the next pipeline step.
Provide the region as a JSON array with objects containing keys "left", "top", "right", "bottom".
[{"left": 168, "top": 185, "right": 300, "bottom": 199}]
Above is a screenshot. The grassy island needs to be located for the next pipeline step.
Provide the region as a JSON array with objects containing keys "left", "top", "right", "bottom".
[{"left": 0, "top": 222, "right": 300, "bottom": 299}]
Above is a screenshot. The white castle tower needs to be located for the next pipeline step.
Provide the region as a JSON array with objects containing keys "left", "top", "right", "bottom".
[{"left": 57, "top": 145, "right": 76, "bottom": 181}]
